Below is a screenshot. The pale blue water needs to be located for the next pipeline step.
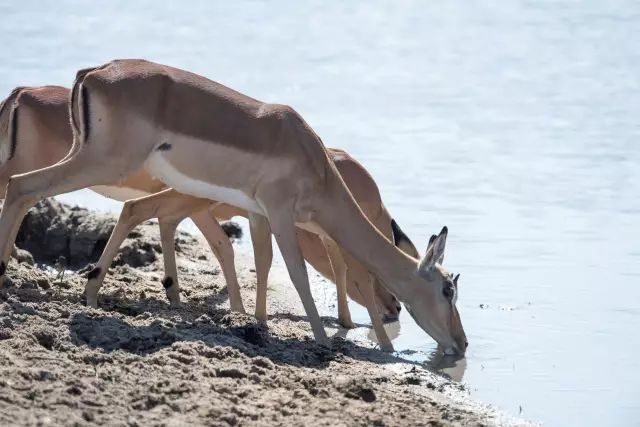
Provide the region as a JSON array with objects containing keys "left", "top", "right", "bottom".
[{"left": 1, "top": 1, "right": 639, "bottom": 425}]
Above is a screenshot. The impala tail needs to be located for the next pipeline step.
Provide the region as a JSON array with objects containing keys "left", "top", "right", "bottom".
[
  {"left": 70, "top": 67, "right": 96, "bottom": 143},
  {"left": 0, "top": 87, "right": 26, "bottom": 168}
]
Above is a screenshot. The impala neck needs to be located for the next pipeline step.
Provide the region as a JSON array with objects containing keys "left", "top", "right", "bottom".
[{"left": 314, "top": 168, "right": 418, "bottom": 301}]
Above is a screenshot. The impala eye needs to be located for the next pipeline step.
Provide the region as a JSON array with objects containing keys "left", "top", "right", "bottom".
[{"left": 443, "top": 284, "right": 454, "bottom": 299}]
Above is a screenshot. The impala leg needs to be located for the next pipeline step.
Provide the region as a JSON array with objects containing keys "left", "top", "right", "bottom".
[
  {"left": 85, "top": 189, "right": 207, "bottom": 307},
  {"left": 0, "top": 150, "right": 128, "bottom": 285},
  {"left": 85, "top": 200, "right": 145, "bottom": 307},
  {"left": 158, "top": 218, "right": 182, "bottom": 307},
  {"left": 190, "top": 210, "right": 245, "bottom": 313},
  {"left": 261, "top": 200, "right": 329, "bottom": 347},
  {"left": 248, "top": 212, "right": 272, "bottom": 321},
  {"left": 362, "top": 273, "right": 394, "bottom": 352},
  {"left": 322, "top": 237, "right": 355, "bottom": 329}
]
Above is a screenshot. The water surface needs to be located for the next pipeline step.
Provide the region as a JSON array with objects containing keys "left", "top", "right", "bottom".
[{"left": 1, "top": 1, "right": 639, "bottom": 425}]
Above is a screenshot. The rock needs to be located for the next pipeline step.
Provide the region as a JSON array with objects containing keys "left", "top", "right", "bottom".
[
  {"left": 15, "top": 199, "right": 115, "bottom": 268},
  {"left": 113, "top": 240, "right": 157, "bottom": 267},
  {"left": 35, "top": 276, "right": 51, "bottom": 290},
  {"left": 12, "top": 246, "right": 34, "bottom": 265},
  {"left": 15, "top": 198, "right": 161, "bottom": 269}
]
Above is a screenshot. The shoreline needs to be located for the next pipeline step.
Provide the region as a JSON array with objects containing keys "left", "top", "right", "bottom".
[{"left": 0, "top": 200, "right": 529, "bottom": 426}]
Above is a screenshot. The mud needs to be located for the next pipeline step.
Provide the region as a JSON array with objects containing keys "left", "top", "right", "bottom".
[{"left": 0, "top": 201, "right": 526, "bottom": 426}]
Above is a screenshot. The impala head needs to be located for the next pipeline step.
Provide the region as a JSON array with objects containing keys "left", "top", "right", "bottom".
[
  {"left": 403, "top": 226, "right": 467, "bottom": 356},
  {"left": 347, "top": 272, "right": 402, "bottom": 322}
]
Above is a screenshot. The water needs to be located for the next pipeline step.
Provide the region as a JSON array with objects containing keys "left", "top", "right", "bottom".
[{"left": 1, "top": 1, "right": 639, "bottom": 424}]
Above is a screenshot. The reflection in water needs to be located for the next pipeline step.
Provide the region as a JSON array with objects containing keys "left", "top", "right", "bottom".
[
  {"left": 424, "top": 351, "right": 467, "bottom": 383},
  {"left": 366, "top": 319, "right": 401, "bottom": 345},
  {"left": 365, "top": 320, "right": 466, "bottom": 382}
]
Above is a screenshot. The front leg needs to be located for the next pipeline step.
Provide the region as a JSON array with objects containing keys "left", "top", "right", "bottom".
[
  {"left": 248, "top": 212, "right": 272, "bottom": 321},
  {"left": 260, "top": 197, "right": 329, "bottom": 347},
  {"left": 322, "top": 237, "right": 355, "bottom": 329},
  {"left": 361, "top": 273, "right": 394, "bottom": 352},
  {"left": 158, "top": 218, "right": 182, "bottom": 307},
  {"left": 190, "top": 209, "right": 245, "bottom": 313},
  {"left": 86, "top": 189, "right": 208, "bottom": 307}
]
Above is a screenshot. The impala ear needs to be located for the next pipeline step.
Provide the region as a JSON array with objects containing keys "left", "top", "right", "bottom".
[
  {"left": 419, "top": 226, "right": 448, "bottom": 271},
  {"left": 427, "top": 234, "right": 437, "bottom": 249}
]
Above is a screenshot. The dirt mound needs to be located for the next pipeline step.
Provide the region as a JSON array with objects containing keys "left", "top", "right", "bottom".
[{"left": 0, "top": 202, "right": 517, "bottom": 426}]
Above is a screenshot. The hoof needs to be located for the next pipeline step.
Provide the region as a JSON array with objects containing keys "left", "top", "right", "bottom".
[
  {"left": 380, "top": 343, "right": 395, "bottom": 353},
  {"left": 382, "top": 313, "right": 400, "bottom": 324},
  {"left": 86, "top": 296, "right": 98, "bottom": 308},
  {"left": 316, "top": 337, "right": 331, "bottom": 348},
  {"left": 254, "top": 308, "right": 267, "bottom": 322},
  {"left": 230, "top": 304, "right": 246, "bottom": 314},
  {"left": 339, "top": 318, "right": 356, "bottom": 329},
  {"left": 164, "top": 281, "right": 181, "bottom": 307}
]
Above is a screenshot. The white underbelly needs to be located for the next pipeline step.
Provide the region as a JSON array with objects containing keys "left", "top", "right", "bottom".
[
  {"left": 145, "top": 151, "right": 264, "bottom": 214},
  {"left": 90, "top": 185, "right": 151, "bottom": 202}
]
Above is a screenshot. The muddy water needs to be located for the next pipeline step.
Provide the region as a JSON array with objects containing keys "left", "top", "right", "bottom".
[{"left": 2, "top": 1, "right": 639, "bottom": 425}]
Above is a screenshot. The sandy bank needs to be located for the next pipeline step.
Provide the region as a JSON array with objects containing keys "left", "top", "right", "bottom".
[{"left": 0, "top": 200, "right": 528, "bottom": 426}]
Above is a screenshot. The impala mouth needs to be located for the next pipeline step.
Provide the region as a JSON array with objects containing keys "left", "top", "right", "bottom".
[
  {"left": 441, "top": 341, "right": 467, "bottom": 357},
  {"left": 382, "top": 312, "right": 400, "bottom": 323},
  {"left": 380, "top": 299, "right": 401, "bottom": 323},
  {"left": 443, "top": 347, "right": 458, "bottom": 356}
]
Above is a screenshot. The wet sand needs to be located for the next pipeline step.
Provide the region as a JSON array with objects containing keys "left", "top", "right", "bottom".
[{"left": 0, "top": 200, "right": 528, "bottom": 426}]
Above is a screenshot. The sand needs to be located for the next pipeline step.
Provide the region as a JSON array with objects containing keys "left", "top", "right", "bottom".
[{"left": 0, "top": 200, "right": 528, "bottom": 426}]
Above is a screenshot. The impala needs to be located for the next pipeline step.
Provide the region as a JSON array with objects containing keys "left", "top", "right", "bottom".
[
  {"left": 0, "top": 60, "right": 467, "bottom": 354},
  {"left": 0, "top": 84, "right": 416, "bottom": 350}
]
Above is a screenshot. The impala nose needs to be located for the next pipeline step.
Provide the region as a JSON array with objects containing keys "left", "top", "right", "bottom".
[
  {"left": 454, "top": 338, "right": 468, "bottom": 356},
  {"left": 445, "top": 338, "right": 468, "bottom": 357}
]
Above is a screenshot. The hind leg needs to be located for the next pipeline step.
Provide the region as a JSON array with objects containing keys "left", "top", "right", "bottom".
[
  {"left": 0, "top": 147, "right": 137, "bottom": 285},
  {"left": 85, "top": 198, "right": 149, "bottom": 307}
]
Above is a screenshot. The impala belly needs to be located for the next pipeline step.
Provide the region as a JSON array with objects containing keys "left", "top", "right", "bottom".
[
  {"left": 90, "top": 185, "right": 151, "bottom": 202},
  {"left": 145, "top": 150, "right": 264, "bottom": 215}
]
